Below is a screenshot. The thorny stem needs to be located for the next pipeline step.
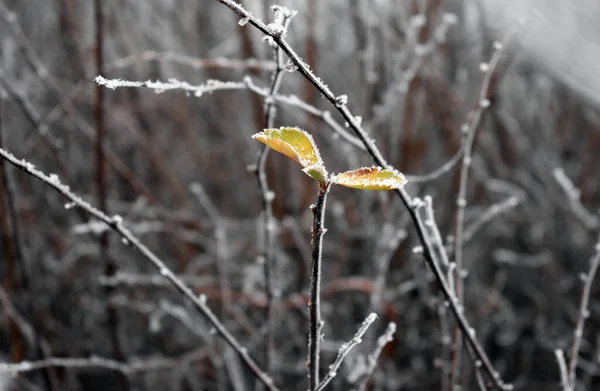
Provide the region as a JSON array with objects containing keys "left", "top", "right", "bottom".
[
  {"left": 0, "top": 146, "right": 279, "bottom": 391},
  {"left": 308, "top": 181, "right": 331, "bottom": 391},
  {"left": 214, "top": 1, "right": 512, "bottom": 389},
  {"left": 568, "top": 235, "right": 600, "bottom": 388}
]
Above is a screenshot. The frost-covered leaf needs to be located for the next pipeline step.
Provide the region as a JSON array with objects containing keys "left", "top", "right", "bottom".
[
  {"left": 252, "top": 127, "right": 323, "bottom": 168},
  {"left": 302, "top": 164, "right": 329, "bottom": 184},
  {"left": 331, "top": 167, "right": 407, "bottom": 190}
]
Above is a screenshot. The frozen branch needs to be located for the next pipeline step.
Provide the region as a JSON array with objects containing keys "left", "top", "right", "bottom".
[
  {"left": 451, "top": 32, "right": 514, "bottom": 389},
  {"left": 0, "top": 146, "right": 278, "bottom": 391},
  {"left": 357, "top": 321, "right": 397, "bottom": 391},
  {"left": 316, "top": 313, "right": 377, "bottom": 391},
  {"left": 553, "top": 167, "right": 599, "bottom": 229},
  {"left": 308, "top": 182, "right": 332, "bottom": 390},
  {"left": 212, "top": 1, "right": 512, "bottom": 388},
  {"left": 568, "top": 235, "right": 600, "bottom": 388},
  {"left": 94, "top": 75, "right": 247, "bottom": 97},
  {"left": 555, "top": 349, "right": 573, "bottom": 391}
]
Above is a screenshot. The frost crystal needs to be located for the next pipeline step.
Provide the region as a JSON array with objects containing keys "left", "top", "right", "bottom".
[
  {"left": 267, "top": 22, "right": 284, "bottom": 36},
  {"left": 238, "top": 17, "right": 249, "bottom": 26},
  {"left": 335, "top": 95, "right": 348, "bottom": 107},
  {"left": 261, "top": 35, "right": 276, "bottom": 47},
  {"left": 284, "top": 59, "right": 299, "bottom": 73},
  {"left": 479, "top": 62, "right": 490, "bottom": 72}
]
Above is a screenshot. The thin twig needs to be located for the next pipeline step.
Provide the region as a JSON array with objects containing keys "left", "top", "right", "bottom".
[
  {"left": 0, "top": 356, "right": 176, "bottom": 375},
  {"left": 94, "top": 75, "right": 247, "bottom": 96},
  {"left": 0, "top": 146, "right": 278, "bottom": 391},
  {"left": 308, "top": 182, "right": 332, "bottom": 391},
  {"left": 553, "top": 167, "right": 599, "bottom": 229},
  {"left": 463, "top": 196, "right": 520, "bottom": 243},
  {"left": 357, "top": 321, "right": 397, "bottom": 391},
  {"left": 94, "top": 74, "right": 365, "bottom": 152},
  {"left": 214, "top": 1, "right": 511, "bottom": 388},
  {"left": 555, "top": 349, "right": 573, "bottom": 391},
  {"left": 568, "top": 235, "right": 600, "bottom": 388},
  {"left": 316, "top": 313, "right": 377, "bottom": 391},
  {"left": 450, "top": 35, "right": 512, "bottom": 389},
  {"left": 256, "top": 6, "right": 295, "bottom": 374}
]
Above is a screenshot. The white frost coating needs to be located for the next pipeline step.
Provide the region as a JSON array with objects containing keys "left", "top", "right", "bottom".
[
  {"left": 284, "top": 59, "right": 299, "bottom": 73},
  {"left": 316, "top": 312, "right": 377, "bottom": 391},
  {"left": 238, "top": 17, "right": 249, "bottom": 26},
  {"left": 335, "top": 95, "right": 348, "bottom": 107},
  {"left": 266, "top": 5, "right": 297, "bottom": 37},
  {"left": 261, "top": 35, "right": 276, "bottom": 47},
  {"left": 95, "top": 76, "right": 246, "bottom": 97}
]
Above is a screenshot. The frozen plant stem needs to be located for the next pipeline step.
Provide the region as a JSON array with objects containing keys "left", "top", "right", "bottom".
[
  {"left": 568, "top": 235, "right": 600, "bottom": 388},
  {"left": 316, "top": 313, "right": 377, "bottom": 391},
  {"left": 257, "top": 7, "right": 293, "bottom": 374},
  {"left": 212, "top": 1, "right": 510, "bottom": 388},
  {"left": 308, "top": 181, "right": 331, "bottom": 391},
  {"left": 451, "top": 33, "right": 512, "bottom": 389},
  {"left": 555, "top": 349, "right": 572, "bottom": 391},
  {"left": 0, "top": 146, "right": 278, "bottom": 391},
  {"left": 358, "top": 321, "right": 397, "bottom": 391}
]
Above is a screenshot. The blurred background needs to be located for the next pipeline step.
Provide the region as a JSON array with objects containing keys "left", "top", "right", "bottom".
[{"left": 0, "top": 0, "right": 599, "bottom": 390}]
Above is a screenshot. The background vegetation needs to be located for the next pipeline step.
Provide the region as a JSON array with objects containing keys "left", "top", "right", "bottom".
[{"left": 0, "top": 0, "right": 599, "bottom": 390}]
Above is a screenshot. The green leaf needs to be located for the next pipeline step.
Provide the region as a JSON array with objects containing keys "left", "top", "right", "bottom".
[
  {"left": 331, "top": 167, "right": 407, "bottom": 190},
  {"left": 252, "top": 127, "right": 323, "bottom": 168}
]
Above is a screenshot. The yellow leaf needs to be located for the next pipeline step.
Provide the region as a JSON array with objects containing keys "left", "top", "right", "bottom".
[
  {"left": 331, "top": 167, "right": 407, "bottom": 190},
  {"left": 252, "top": 127, "right": 323, "bottom": 168}
]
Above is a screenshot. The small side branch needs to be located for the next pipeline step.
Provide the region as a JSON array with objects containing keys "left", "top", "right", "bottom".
[
  {"left": 316, "top": 313, "right": 377, "bottom": 391},
  {"left": 357, "top": 321, "right": 397, "bottom": 391},
  {"left": 555, "top": 349, "right": 573, "bottom": 391},
  {"left": 568, "top": 235, "right": 600, "bottom": 388}
]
